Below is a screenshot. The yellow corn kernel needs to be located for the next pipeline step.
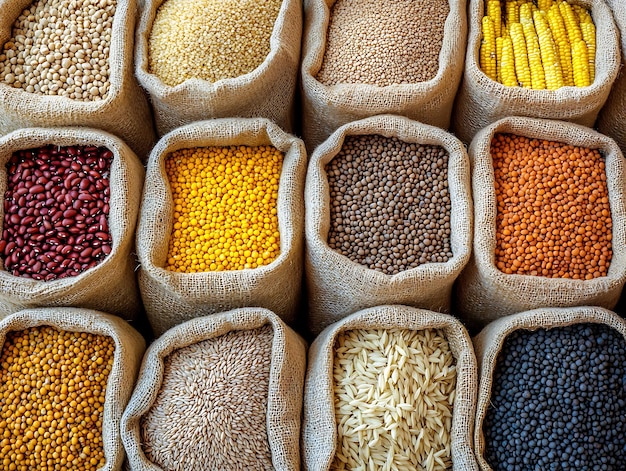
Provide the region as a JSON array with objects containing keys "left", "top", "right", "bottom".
[
  {"left": 481, "top": 16, "right": 498, "bottom": 80},
  {"left": 547, "top": 4, "right": 574, "bottom": 86},
  {"left": 538, "top": 0, "right": 553, "bottom": 13},
  {"left": 573, "top": 4, "right": 593, "bottom": 24},
  {"left": 559, "top": 0, "right": 582, "bottom": 44},
  {"left": 500, "top": 35, "right": 518, "bottom": 87},
  {"left": 534, "top": 10, "right": 564, "bottom": 90},
  {"left": 505, "top": 0, "right": 519, "bottom": 25},
  {"left": 496, "top": 36, "right": 504, "bottom": 82},
  {"left": 519, "top": 1, "right": 533, "bottom": 23},
  {"left": 488, "top": 0, "right": 502, "bottom": 38},
  {"left": 521, "top": 13, "right": 546, "bottom": 89},
  {"left": 572, "top": 39, "right": 591, "bottom": 87},
  {"left": 580, "top": 21, "right": 596, "bottom": 83},
  {"left": 510, "top": 23, "right": 532, "bottom": 88}
]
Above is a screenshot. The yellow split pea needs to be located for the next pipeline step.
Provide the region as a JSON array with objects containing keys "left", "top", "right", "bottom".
[{"left": 165, "top": 145, "right": 282, "bottom": 272}]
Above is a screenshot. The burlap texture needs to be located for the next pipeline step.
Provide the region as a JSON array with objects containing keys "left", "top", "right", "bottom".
[
  {"left": 472, "top": 306, "right": 626, "bottom": 471},
  {"left": 0, "top": 307, "right": 146, "bottom": 471},
  {"left": 453, "top": 0, "right": 620, "bottom": 145},
  {"left": 305, "top": 115, "right": 472, "bottom": 336},
  {"left": 135, "top": 0, "right": 301, "bottom": 137},
  {"left": 302, "top": 305, "right": 479, "bottom": 471},
  {"left": 300, "top": 0, "right": 466, "bottom": 152},
  {"left": 137, "top": 118, "right": 306, "bottom": 336},
  {"left": 455, "top": 117, "right": 626, "bottom": 332},
  {"left": 0, "top": 127, "right": 144, "bottom": 322},
  {"left": 0, "top": 0, "right": 155, "bottom": 160},
  {"left": 121, "top": 307, "right": 307, "bottom": 471}
]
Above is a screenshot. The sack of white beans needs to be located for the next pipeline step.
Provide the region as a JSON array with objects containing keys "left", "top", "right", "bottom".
[
  {"left": 300, "top": 0, "right": 466, "bottom": 151},
  {"left": 302, "top": 305, "right": 479, "bottom": 471},
  {"left": 0, "top": 127, "right": 144, "bottom": 321},
  {"left": 121, "top": 307, "right": 306, "bottom": 471},
  {"left": 305, "top": 115, "right": 472, "bottom": 336}
]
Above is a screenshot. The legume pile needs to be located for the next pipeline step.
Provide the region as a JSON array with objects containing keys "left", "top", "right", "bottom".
[
  {"left": 141, "top": 325, "right": 274, "bottom": 471},
  {"left": 326, "top": 135, "right": 452, "bottom": 276},
  {"left": 332, "top": 328, "right": 456, "bottom": 471},
  {"left": 316, "top": 0, "right": 449, "bottom": 87},
  {"left": 1, "top": 145, "right": 113, "bottom": 281},
  {"left": 483, "top": 324, "right": 626, "bottom": 470},
  {"left": 0, "top": 326, "right": 115, "bottom": 471}
]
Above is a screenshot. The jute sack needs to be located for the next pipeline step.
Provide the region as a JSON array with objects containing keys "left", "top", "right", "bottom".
[
  {"left": 135, "top": 0, "right": 301, "bottom": 137},
  {"left": 452, "top": 0, "right": 621, "bottom": 145},
  {"left": 472, "top": 306, "right": 626, "bottom": 471},
  {"left": 137, "top": 118, "right": 306, "bottom": 336},
  {"left": 0, "top": 0, "right": 155, "bottom": 159},
  {"left": 306, "top": 115, "right": 472, "bottom": 336},
  {"left": 0, "top": 307, "right": 146, "bottom": 471},
  {"left": 300, "top": 0, "right": 466, "bottom": 152},
  {"left": 0, "top": 127, "right": 145, "bottom": 321},
  {"left": 121, "top": 307, "right": 307, "bottom": 471},
  {"left": 455, "top": 117, "right": 626, "bottom": 332},
  {"left": 302, "top": 305, "right": 479, "bottom": 471}
]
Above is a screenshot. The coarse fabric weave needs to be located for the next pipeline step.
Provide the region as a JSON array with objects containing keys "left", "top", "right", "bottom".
[
  {"left": 305, "top": 115, "right": 472, "bottom": 336},
  {"left": 0, "top": 127, "right": 145, "bottom": 322},
  {"left": 455, "top": 117, "right": 626, "bottom": 332},
  {"left": 453, "top": 0, "right": 620, "bottom": 145},
  {"left": 300, "top": 0, "right": 466, "bottom": 152},
  {"left": 136, "top": 118, "right": 306, "bottom": 336},
  {"left": 302, "top": 305, "right": 479, "bottom": 471}
]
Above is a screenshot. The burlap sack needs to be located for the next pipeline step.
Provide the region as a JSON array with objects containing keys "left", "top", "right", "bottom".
[
  {"left": 137, "top": 118, "right": 306, "bottom": 336},
  {"left": 0, "top": 0, "right": 155, "bottom": 159},
  {"left": 302, "top": 305, "right": 478, "bottom": 471},
  {"left": 472, "top": 306, "right": 626, "bottom": 471},
  {"left": 135, "top": 0, "right": 301, "bottom": 137},
  {"left": 0, "top": 127, "right": 145, "bottom": 321},
  {"left": 301, "top": 0, "right": 466, "bottom": 152},
  {"left": 455, "top": 116, "right": 626, "bottom": 332},
  {"left": 0, "top": 307, "right": 146, "bottom": 471},
  {"left": 453, "top": 0, "right": 621, "bottom": 145},
  {"left": 305, "top": 115, "right": 472, "bottom": 336}
]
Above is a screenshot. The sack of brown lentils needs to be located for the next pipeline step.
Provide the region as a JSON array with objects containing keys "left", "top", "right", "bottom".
[
  {"left": 301, "top": 0, "right": 466, "bottom": 151},
  {"left": 0, "top": 307, "right": 145, "bottom": 471},
  {"left": 452, "top": 0, "right": 620, "bottom": 145},
  {"left": 302, "top": 305, "right": 478, "bottom": 471},
  {"left": 0, "top": 127, "right": 144, "bottom": 321},
  {"left": 306, "top": 115, "right": 472, "bottom": 336},
  {"left": 0, "top": 0, "right": 155, "bottom": 159},
  {"left": 455, "top": 116, "right": 626, "bottom": 332}
]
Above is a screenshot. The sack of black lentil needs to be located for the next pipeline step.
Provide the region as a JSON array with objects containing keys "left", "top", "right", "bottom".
[
  {"left": 306, "top": 115, "right": 472, "bottom": 336},
  {"left": 455, "top": 116, "right": 626, "bottom": 332},
  {"left": 302, "top": 305, "right": 478, "bottom": 471},
  {"left": 0, "top": 0, "right": 155, "bottom": 159},
  {"left": 452, "top": 0, "right": 620, "bottom": 145},
  {"left": 300, "top": 0, "right": 466, "bottom": 151},
  {"left": 0, "top": 127, "right": 144, "bottom": 321},
  {"left": 473, "top": 306, "right": 626, "bottom": 470}
]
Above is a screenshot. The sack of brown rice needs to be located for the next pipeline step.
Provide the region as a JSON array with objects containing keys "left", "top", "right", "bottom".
[
  {"left": 300, "top": 0, "right": 466, "bottom": 151},
  {"left": 302, "top": 305, "right": 478, "bottom": 471},
  {"left": 121, "top": 307, "right": 306, "bottom": 471},
  {"left": 452, "top": 0, "right": 620, "bottom": 145},
  {"left": 305, "top": 115, "right": 472, "bottom": 336},
  {"left": 455, "top": 116, "right": 626, "bottom": 332}
]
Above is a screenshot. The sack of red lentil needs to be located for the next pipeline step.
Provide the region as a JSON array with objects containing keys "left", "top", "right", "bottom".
[
  {"left": 452, "top": 0, "right": 620, "bottom": 145},
  {"left": 473, "top": 306, "right": 626, "bottom": 470},
  {"left": 306, "top": 115, "right": 472, "bottom": 336},
  {"left": 0, "top": 127, "right": 144, "bottom": 321},
  {"left": 0, "top": 0, "right": 155, "bottom": 159},
  {"left": 0, "top": 307, "right": 145, "bottom": 471},
  {"left": 455, "top": 116, "right": 626, "bottom": 332},
  {"left": 300, "top": 0, "right": 466, "bottom": 151},
  {"left": 302, "top": 305, "right": 478, "bottom": 470}
]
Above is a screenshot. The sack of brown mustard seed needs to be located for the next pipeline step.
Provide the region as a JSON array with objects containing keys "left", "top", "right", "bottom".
[
  {"left": 305, "top": 115, "right": 472, "bottom": 336},
  {"left": 452, "top": 0, "right": 620, "bottom": 145},
  {"left": 302, "top": 305, "right": 479, "bottom": 471},
  {"left": 300, "top": 0, "right": 466, "bottom": 152},
  {"left": 455, "top": 116, "right": 626, "bottom": 332},
  {"left": 121, "top": 307, "right": 306, "bottom": 471},
  {"left": 0, "top": 127, "right": 144, "bottom": 322}
]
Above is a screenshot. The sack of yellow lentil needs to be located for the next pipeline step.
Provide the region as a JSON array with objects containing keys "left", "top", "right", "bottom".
[
  {"left": 0, "top": 307, "right": 146, "bottom": 471},
  {"left": 0, "top": 127, "right": 144, "bottom": 322},
  {"left": 305, "top": 115, "right": 472, "bottom": 336},
  {"left": 136, "top": 118, "right": 306, "bottom": 336},
  {"left": 455, "top": 116, "right": 626, "bottom": 332},
  {"left": 453, "top": 0, "right": 620, "bottom": 145},
  {"left": 300, "top": 0, "right": 466, "bottom": 152}
]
